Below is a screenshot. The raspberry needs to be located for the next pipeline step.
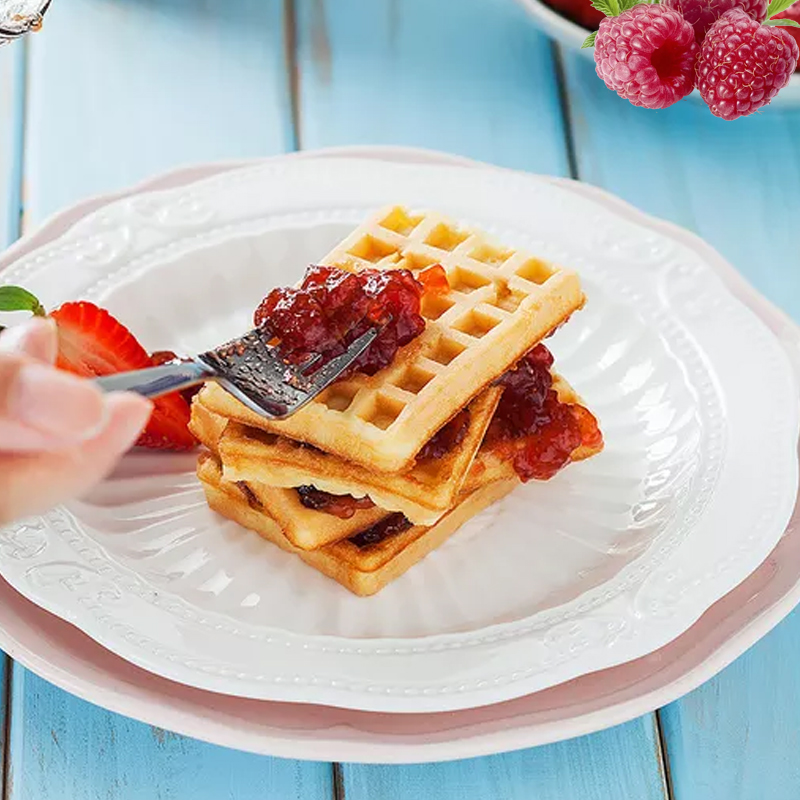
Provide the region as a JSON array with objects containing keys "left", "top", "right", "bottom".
[
  {"left": 696, "top": 9, "right": 799, "bottom": 119},
  {"left": 774, "top": 0, "right": 800, "bottom": 66},
  {"left": 663, "top": 0, "right": 767, "bottom": 40},
  {"left": 594, "top": 5, "right": 699, "bottom": 109}
]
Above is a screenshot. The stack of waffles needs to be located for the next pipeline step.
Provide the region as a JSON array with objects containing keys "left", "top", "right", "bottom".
[{"left": 192, "top": 207, "right": 604, "bottom": 595}]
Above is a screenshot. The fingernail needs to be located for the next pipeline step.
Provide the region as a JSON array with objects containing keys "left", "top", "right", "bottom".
[
  {"left": 10, "top": 364, "right": 108, "bottom": 441},
  {"left": 0, "top": 317, "right": 58, "bottom": 362}
]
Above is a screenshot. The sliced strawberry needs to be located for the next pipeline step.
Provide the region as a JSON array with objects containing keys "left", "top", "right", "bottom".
[
  {"left": 50, "top": 302, "right": 196, "bottom": 451},
  {"left": 134, "top": 392, "right": 196, "bottom": 450},
  {"left": 52, "top": 301, "right": 151, "bottom": 375}
]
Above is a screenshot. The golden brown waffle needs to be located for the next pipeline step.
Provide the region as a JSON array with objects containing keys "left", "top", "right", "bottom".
[
  {"left": 189, "top": 399, "right": 391, "bottom": 549},
  {"left": 188, "top": 398, "right": 228, "bottom": 452},
  {"left": 216, "top": 387, "right": 502, "bottom": 525},
  {"left": 234, "top": 481, "right": 391, "bottom": 551},
  {"left": 201, "top": 206, "right": 584, "bottom": 472},
  {"left": 198, "top": 453, "right": 516, "bottom": 596}
]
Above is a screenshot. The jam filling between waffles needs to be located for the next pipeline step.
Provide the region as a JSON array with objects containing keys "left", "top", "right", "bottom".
[
  {"left": 253, "top": 264, "right": 600, "bottom": 540},
  {"left": 292, "top": 408, "right": 473, "bottom": 517},
  {"left": 296, "top": 344, "right": 601, "bottom": 548}
]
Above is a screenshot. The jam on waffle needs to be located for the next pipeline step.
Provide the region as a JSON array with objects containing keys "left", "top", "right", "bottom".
[
  {"left": 193, "top": 207, "right": 604, "bottom": 595},
  {"left": 201, "top": 206, "right": 585, "bottom": 473}
]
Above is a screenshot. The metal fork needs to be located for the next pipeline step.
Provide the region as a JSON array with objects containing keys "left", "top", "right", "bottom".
[{"left": 94, "top": 327, "right": 379, "bottom": 420}]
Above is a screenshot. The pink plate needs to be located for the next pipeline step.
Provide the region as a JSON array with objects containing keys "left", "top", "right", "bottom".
[{"left": 0, "top": 146, "right": 798, "bottom": 763}]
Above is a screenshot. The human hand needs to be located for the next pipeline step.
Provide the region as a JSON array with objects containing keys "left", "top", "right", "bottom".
[{"left": 0, "top": 317, "right": 152, "bottom": 524}]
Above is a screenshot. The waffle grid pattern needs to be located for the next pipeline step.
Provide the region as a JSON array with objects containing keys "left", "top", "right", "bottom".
[{"left": 202, "top": 206, "right": 584, "bottom": 471}]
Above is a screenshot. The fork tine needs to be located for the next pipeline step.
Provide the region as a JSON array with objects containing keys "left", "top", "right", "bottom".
[
  {"left": 297, "top": 352, "right": 323, "bottom": 376},
  {"left": 204, "top": 324, "right": 380, "bottom": 420},
  {"left": 298, "top": 327, "right": 379, "bottom": 394}
]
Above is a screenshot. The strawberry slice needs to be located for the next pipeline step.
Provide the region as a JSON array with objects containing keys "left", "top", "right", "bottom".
[{"left": 50, "top": 302, "right": 196, "bottom": 450}]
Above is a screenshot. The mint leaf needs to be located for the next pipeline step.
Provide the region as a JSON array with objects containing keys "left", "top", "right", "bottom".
[
  {"left": 582, "top": 31, "right": 598, "bottom": 47},
  {"left": 766, "top": 16, "right": 800, "bottom": 24},
  {"left": 0, "top": 286, "right": 46, "bottom": 315},
  {"left": 767, "top": 0, "right": 798, "bottom": 19}
]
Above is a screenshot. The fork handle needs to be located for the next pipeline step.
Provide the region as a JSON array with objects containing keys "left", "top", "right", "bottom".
[{"left": 94, "top": 359, "right": 215, "bottom": 399}]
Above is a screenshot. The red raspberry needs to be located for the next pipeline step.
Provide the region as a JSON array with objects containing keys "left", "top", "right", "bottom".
[
  {"left": 663, "top": 0, "right": 767, "bottom": 41},
  {"left": 774, "top": 0, "right": 800, "bottom": 66},
  {"left": 594, "top": 5, "right": 699, "bottom": 109},
  {"left": 696, "top": 9, "right": 799, "bottom": 119}
]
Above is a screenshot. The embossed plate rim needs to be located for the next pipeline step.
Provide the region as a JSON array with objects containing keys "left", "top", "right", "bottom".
[
  {"left": 0, "top": 149, "right": 798, "bottom": 757},
  {"left": 0, "top": 154, "right": 796, "bottom": 712}
]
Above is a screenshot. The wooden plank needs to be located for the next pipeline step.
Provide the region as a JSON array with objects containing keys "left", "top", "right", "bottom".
[
  {"left": 295, "top": 4, "right": 666, "bottom": 798},
  {"left": 6, "top": 666, "right": 332, "bottom": 800},
  {"left": 24, "top": 0, "right": 293, "bottom": 226},
  {"left": 659, "top": 610, "right": 800, "bottom": 800},
  {"left": 0, "top": 40, "right": 25, "bottom": 245},
  {"left": 561, "top": 50, "right": 800, "bottom": 320},
  {"left": 342, "top": 718, "right": 667, "bottom": 800},
  {"left": 295, "top": 0, "right": 570, "bottom": 174},
  {"left": 0, "top": 36, "right": 27, "bottom": 800},
  {"left": 6, "top": 3, "right": 335, "bottom": 798},
  {"left": 561, "top": 47, "right": 800, "bottom": 799}
]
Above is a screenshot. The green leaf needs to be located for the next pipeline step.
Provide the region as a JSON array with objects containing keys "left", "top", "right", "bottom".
[
  {"left": 582, "top": 31, "right": 598, "bottom": 47},
  {"left": 0, "top": 286, "right": 46, "bottom": 316},
  {"left": 766, "top": 16, "right": 800, "bottom": 25},
  {"left": 767, "top": 0, "right": 798, "bottom": 19},
  {"left": 589, "top": 0, "right": 615, "bottom": 15}
]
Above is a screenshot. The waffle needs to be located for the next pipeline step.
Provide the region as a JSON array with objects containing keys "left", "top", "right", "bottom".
[
  {"left": 216, "top": 386, "right": 503, "bottom": 525},
  {"left": 198, "top": 453, "right": 516, "bottom": 597},
  {"left": 201, "top": 206, "right": 584, "bottom": 472},
  {"left": 188, "top": 397, "right": 228, "bottom": 452},
  {"left": 190, "top": 397, "right": 392, "bottom": 549}
]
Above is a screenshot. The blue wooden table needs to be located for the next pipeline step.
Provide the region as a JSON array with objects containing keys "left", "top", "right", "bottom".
[{"left": 1, "top": 0, "right": 799, "bottom": 797}]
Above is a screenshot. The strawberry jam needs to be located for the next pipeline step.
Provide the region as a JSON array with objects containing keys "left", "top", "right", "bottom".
[
  {"left": 236, "top": 482, "right": 263, "bottom": 511},
  {"left": 254, "top": 265, "right": 427, "bottom": 377},
  {"left": 296, "top": 486, "right": 375, "bottom": 519},
  {"left": 417, "top": 408, "right": 471, "bottom": 461},
  {"left": 487, "top": 344, "right": 602, "bottom": 481},
  {"left": 349, "top": 513, "right": 413, "bottom": 548},
  {"left": 416, "top": 264, "right": 449, "bottom": 296}
]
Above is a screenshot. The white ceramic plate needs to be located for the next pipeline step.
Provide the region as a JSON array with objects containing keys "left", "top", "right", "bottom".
[
  {"left": 0, "top": 148, "right": 799, "bottom": 760},
  {"left": 0, "top": 157, "right": 797, "bottom": 713},
  {"left": 514, "top": 0, "right": 800, "bottom": 107}
]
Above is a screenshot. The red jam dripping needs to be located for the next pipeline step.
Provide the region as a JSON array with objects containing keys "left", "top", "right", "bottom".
[
  {"left": 417, "top": 408, "right": 471, "bottom": 461},
  {"left": 254, "top": 265, "right": 426, "bottom": 377},
  {"left": 349, "top": 513, "right": 413, "bottom": 548},
  {"left": 486, "top": 344, "right": 601, "bottom": 482},
  {"left": 416, "top": 264, "right": 450, "bottom": 296},
  {"left": 295, "top": 486, "right": 375, "bottom": 519}
]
